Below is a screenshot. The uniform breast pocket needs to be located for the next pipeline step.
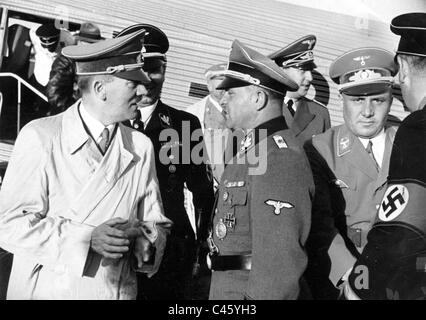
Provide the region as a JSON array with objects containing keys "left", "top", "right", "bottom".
[
  {"left": 334, "top": 176, "right": 359, "bottom": 213},
  {"left": 331, "top": 176, "right": 356, "bottom": 191},
  {"left": 229, "top": 188, "right": 248, "bottom": 207},
  {"left": 227, "top": 188, "right": 249, "bottom": 234}
]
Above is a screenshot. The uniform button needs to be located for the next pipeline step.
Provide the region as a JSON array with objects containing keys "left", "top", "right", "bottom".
[
  {"left": 376, "top": 204, "right": 380, "bottom": 210},
  {"left": 223, "top": 191, "right": 229, "bottom": 201},
  {"left": 169, "top": 165, "right": 176, "bottom": 173}
]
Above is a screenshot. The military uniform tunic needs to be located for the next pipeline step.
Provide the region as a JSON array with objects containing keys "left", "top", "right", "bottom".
[
  {"left": 208, "top": 116, "right": 314, "bottom": 300},
  {"left": 283, "top": 97, "right": 331, "bottom": 145},
  {"left": 304, "top": 124, "right": 396, "bottom": 298}
]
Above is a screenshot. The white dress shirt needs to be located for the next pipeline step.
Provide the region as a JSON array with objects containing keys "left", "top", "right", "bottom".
[
  {"left": 131, "top": 100, "right": 159, "bottom": 129},
  {"left": 79, "top": 102, "right": 115, "bottom": 144},
  {"left": 358, "top": 128, "right": 386, "bottom": 168}
]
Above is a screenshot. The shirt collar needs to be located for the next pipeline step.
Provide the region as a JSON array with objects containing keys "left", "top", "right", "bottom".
[
  {"left": 80, "top": 102, "right": 115, "bottom": 142},
  {"left": 137, "top": 100, "right": 159, "bottom": 125},
  {"left": 358, "top": 128, "right": 385, "bottom": 148}
]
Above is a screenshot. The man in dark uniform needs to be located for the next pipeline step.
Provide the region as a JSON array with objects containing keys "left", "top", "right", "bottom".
[
  {"left": 269, "top": 35, "right": 331, "bottom": 144},
  {"left": 345, "top": 13, "right": 426, "bottom": 300},
  {"left": 116, "top": 24, "right": 215, "bottom": 300},
  {"left": 304, "top": 47, "right": 398, "bottom": 299},
  {"left": 207, "top": 39, "right": 314, "bottom": 300}
]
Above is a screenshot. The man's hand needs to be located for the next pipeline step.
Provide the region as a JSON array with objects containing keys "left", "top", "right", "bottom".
[
  {"left": 134, "top": 235, "right": 156, "bottom": 270},
  {"left": 90, "top": 217, "right": 131, "bottom": 259}
]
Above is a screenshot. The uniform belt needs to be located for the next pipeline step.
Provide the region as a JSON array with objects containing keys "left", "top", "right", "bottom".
[
  {"left": 207, "top": 254, "right": 252, "bottom": 271},
  {"left": 347, "top": 227, "right": 368, "bottom": 248}
]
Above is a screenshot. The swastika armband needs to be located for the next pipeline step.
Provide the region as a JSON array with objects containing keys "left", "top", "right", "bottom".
[{"left": 375, "top": 182, "right": 426, "bottom": 236}]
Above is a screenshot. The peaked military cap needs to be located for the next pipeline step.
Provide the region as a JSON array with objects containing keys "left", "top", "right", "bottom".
[
  {"left": 36, "top": 23, "right": 60, "bottom": 46},
  {"left": 217, "top": 39, "right": 298, "bottom": 95},
  {"left": 269, "top": 35, "right": 317, "bottom": 70},
  {"left": 204, "top": 63, "right": 227, "bottom": 80},
  {"left": 116, "top": 23, "right": 168, "bottom": 62},
  {"left": 62, "top": 29, "right": 150, "bottom": 84},
  {"left": 391, "top": 12, "right": 426, "bottom": 58},
  {"left": 329, "top": 47, "right": 396, "bottom": 96}
]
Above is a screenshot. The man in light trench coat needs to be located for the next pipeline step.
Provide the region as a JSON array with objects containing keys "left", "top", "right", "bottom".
[{"left": 0, "top": 30, "right": 171, "bottom": 300}]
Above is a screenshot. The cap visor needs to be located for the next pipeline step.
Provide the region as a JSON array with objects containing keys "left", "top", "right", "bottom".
[
  {"left": 341, "top": 82, "right": 392, "bottom": 96},
  {"left": 77, "top": 36, "right": 105, "bottom": 43},
  {"left": 216, "top": 76, "right": 251, "bottom": 90},
  {"left": 143, "top": 57, "right": 166, "bottom": 70},
  {"left": 299, "top": 61, "right": 317, "bottom": 70},
  {"left": 114, "top": 69, "right": 151, "bottom": 84}
]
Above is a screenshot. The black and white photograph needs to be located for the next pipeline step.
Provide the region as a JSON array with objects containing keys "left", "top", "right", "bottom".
[{"left": 0, "top": 0, "right": 425, "bottom": 306}]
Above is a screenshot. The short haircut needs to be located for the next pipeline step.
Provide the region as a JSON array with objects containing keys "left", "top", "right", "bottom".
[
  {"left": 77, "top": 74, "right": 115, "bottom": 94},
  {"left": 399, "top": 54, "right": 426, "bottom": 73}
]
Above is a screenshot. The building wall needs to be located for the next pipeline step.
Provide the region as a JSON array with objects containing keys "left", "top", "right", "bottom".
[{"left": 2, "top": 0, "right": 414, "bottom": 125}]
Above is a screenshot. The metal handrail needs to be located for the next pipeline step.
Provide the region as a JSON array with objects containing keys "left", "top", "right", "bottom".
[{"left": 0, "top": 72, "right": 47, "bottom": 136}]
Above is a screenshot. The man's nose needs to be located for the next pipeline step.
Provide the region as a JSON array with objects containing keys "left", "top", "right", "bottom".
[
  {"left": 305, "top": 70, "right": 313, "bottom": 82},
  {"left": 219, "top": 93, "right": 228, "bottom": 108},
  {"left": 362, "top": 100, "right": 374, "bottom": 117},
  {"left": 136, "top": 84, "right": 148, "bottom": 96}
]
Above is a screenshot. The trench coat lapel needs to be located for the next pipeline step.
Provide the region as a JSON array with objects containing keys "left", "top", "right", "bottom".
[
  {"left": 292, "top": 99, "right": 315, "bottom": 136},
  {"left": 62, "top": 103, "right": 135, "bottom": 223},
  {"left": 336, "top": 125, "right": 378, "bottom": 180}
]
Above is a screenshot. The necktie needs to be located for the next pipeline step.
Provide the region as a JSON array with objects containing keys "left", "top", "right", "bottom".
[
  {"left": 132, "top": 109, "right": 144, "bottom": 132},
  {"left": 287, "top": 99, "right": 295, "bottom": 117},
  {"left": 98, "top": 127, "right": 110, "bottom": 155},
  {"left": 366, "top": 140, "right": 379, "bottom": 171}
]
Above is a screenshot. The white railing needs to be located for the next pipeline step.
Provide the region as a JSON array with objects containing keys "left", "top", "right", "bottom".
[{"left": 0, "top": 72, "right": 47, "bottom": 137}]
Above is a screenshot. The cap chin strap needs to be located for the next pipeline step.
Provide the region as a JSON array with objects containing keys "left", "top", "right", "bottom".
[
  {"left": 281, "top": 50, "right": 314, "bottom": 67},
  {"left": 76, "top": 62, "right": 145, "bottom": 76},
  {"left": 338, "top": 77, "right": 394, "bottom": 93},
  {"left": 222, "top": 70, "right": 286, "bottom": 96},
  {"left": 143, "top": 52, "right": 166, "bottom": 60},
  {"left": 223, "top": 70, "right": 261, "bottom": 86}
]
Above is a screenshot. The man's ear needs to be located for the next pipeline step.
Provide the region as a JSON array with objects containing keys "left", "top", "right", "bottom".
[
  {"left": 93, "top": 79, "right": 106, "bottom": 100},
  {"left": 251, "top": 88, "right": 268, "bottom": 111},
  {"left": 397, "top": 55, "right": 410, "bottom": 85}
]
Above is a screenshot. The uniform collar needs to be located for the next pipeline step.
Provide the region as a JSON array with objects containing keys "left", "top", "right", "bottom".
[
  {"left": 239, "top": 116, "right": 288, "bottom": 155},
  {"left": 255, "top": 116, "right": 288, "bottom": 133}
]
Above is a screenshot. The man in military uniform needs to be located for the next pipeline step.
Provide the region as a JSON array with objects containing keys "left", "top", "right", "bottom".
[
  {"left": 207, "top": 39, "right": 314, "bottom": 300},
  {"left": 304, "top": 47, "right": 398, "bottom": 299},
  {"left": 116, "top": 24, "right": 215, "bottom": 300},
  {"left": 30, "top": 23, "right": 76, "bottom": 89},
  {"left": 269, "top": 35, "right": 331, "bottom": 144},
  {"left": 345, "top": 13, "right": 426, "bottom": 300}
]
